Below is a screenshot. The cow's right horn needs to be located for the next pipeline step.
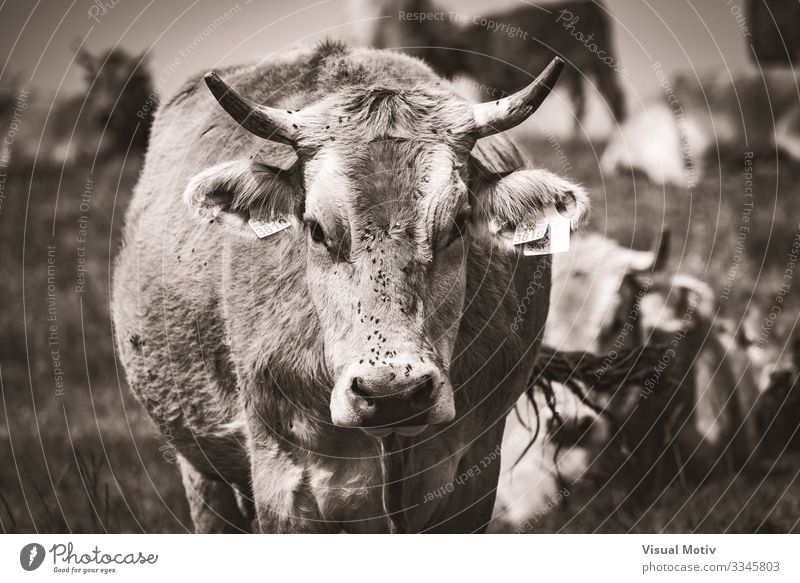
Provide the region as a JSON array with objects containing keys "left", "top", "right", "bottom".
[
  {"left": 204, "top": 72, "right": 300, "bottom": 146},
  {"left": 472, "top": 57, "right": 564, "bottom": 138}
]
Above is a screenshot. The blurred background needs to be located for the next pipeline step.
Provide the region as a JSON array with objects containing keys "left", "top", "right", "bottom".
[{"left": 1, "top": 0, "right": 799, "bottom": 533}]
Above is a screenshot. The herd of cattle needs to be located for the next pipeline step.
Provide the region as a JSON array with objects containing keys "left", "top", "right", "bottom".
[
  {"left": 5, "top": 0, "right": 798, "bottom": 533},
  {"left": 352, "top": 0, "right": 800, "bottom": 186},
  {"left": 496, "top": 231, "right": 798, "bottom": 529}
]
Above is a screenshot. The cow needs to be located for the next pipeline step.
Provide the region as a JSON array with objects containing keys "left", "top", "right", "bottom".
[
  {"left": 597, "top": 271, "right": 758, "bottom": 491},
  {"left": 15, "top": 46, "right": 153, "bottom": 166},
  {"left": 111, "top": 40, "right": 590, "bottom": 533},
  {"left": 494, "top": 232, "right": 761, "bottom": 527},
  {"left": 350, "top": 0, "right": 626, "bottom": 134},
  {"left": 601, "top": 68, "right": 800, "bottom": 186},
  {"left": 493, "top": 232, "right": 661, "bottom": 527},
  {"left": 754, "top": 319, "right": 800, "bottom": 454},
  {"left": 747, "top": 0, "right": 800, "bottom": 66}
]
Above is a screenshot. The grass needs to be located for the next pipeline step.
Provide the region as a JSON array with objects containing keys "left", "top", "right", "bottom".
[
  {"left": 0, "top": 155, "right": 191, "bottom": 533},
  {"left": 1, "top": 130, "right": 798, "bottom": 532}
]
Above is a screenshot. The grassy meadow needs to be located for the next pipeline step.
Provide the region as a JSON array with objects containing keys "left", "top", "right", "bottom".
[{"left": 1, "top": 130, "right": 798, "bottom": 532}]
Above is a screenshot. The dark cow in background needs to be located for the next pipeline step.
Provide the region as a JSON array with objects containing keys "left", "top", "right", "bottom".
[
  {"left": 73, "top": 46, "right": 153, "bottom": 155},
  {"left": 747, "top": 0, "right": 800, "bottom": 66},
  {"left": 755, "top": 322, "right": 800, "bottom": 454},
  {"left": 112, "top": 41, "right": 589, "bottom": 533},
  {"left": 16, "top": 46, "right": 153, "bottom": 165},
  {"left": 597, "top": 268, "right": 758, "bottom": 493},
  {"left": 352, "top": 0, "right": 626, "bottom": 133}
]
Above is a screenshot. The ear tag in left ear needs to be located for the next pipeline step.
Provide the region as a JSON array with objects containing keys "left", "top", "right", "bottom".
[
  {"left": 522, "top": 210, "right": 570, "bottom": 256},
  {"left": 248, "top": 210, "right": 292, "bottom": 239}
]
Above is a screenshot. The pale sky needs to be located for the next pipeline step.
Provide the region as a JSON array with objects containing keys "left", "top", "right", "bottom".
[{"left": 0, "top": 0, "right": 752, "bottom": 103}]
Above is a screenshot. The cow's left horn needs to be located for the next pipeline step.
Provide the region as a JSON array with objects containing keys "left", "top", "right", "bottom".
[
  {"left": 472, "top": 57, "right": 564, "bottom": 138},
  {"left": 204, "top": 72, "right": 300, "bottom": 146}
]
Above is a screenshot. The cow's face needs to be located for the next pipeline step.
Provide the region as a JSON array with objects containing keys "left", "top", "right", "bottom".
[
  {"left": 301, "top": 138, "right": 472, "bottom": 432},
  {"left": 186, "top": 57, "right": 589, "bottom": 434}
]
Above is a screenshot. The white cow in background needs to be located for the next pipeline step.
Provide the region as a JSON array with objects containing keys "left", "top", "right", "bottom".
[
  {"left": 601, "top": 68, "right": 800, "bottom": 186},
  {"left": 493, "top": 233, "right": 658, "bottom": 528},
  {"left": 493, "top": 232, "right": 762, "bottom": 529}
]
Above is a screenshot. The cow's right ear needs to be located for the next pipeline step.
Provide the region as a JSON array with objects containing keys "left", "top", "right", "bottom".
[{"left": 184, "top": 159, "right": 299, "bottom": 236}]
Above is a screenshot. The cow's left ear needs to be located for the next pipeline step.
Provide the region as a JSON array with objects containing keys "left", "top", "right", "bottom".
[{"left": 469, "top": 156, "right": 589, "bottom": 249}]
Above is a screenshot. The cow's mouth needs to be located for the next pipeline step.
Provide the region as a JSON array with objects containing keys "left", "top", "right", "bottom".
[{"left": 361, "top": 425, "right": 427, "bottom": 438}]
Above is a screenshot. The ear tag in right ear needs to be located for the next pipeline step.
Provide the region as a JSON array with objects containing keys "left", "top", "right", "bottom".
[
  {"left": 513, "top": 220, "right": 549, "bottom": 246},
  {"left": 522, "top": 212, "right": 570, "bottom": 256},
  {"left": 248, "top": 210, "right": 292, "bottom": 239}
]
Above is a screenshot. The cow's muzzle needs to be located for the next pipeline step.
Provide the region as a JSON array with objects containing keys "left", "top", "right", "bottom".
[{"left": 330, "top": 360, "right": 455, "bottom": 434}]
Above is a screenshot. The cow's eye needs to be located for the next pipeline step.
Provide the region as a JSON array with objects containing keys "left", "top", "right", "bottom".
[
  {"left": 446, "top": 210, "right": 470, "bottom": 245},
  {"left": 307, "top": 220, "right": 326, "bottom": 244}
]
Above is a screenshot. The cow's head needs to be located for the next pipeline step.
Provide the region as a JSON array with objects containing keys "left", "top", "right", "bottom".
[{"left": 185, "top": 57, "right": 588, "bottom": 435}]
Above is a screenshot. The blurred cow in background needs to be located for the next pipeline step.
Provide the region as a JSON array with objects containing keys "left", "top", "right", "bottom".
[
  {"left": 494, "top": 232, "right": 661, "bottom": 526},
  {"left": 753, "top": 316, "right": 800, "bottom": 454},
  {"left": 602, "top": 68, "right": 800, "bottom": 186},
  {"left": 15, "top": 46, "right": 154, "bottom": 165},
  {"left": 596, "top": 269, "right": 759, "bottom": 492},
  {"left": 494, "top": 231, "right": 762, "bottom": 528},
  {"left": 350, "top": 0, "right": 626, "bottom": 133},
  {"left": 747, "top": 0, "right": 800, "bottom": 66}
]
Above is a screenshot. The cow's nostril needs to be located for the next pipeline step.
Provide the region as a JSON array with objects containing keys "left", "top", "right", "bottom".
[
  {"left": 351, "top": 377, "right": 374, "bottom": 404},
  {"left": 410, "top": 375, "right": 434, "bottom": 405}
]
